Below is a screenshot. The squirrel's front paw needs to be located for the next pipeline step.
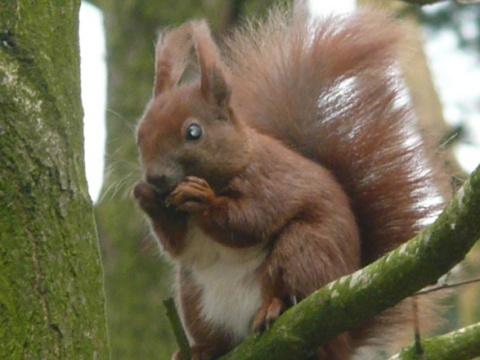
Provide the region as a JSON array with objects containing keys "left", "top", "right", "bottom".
[
  {"left": 167, "top": 176, "right": 215, "bottom": 213},
  {"left": 133, "top": 181, "right": 165, "bottom": 216},
  {"left": 252, "top": 297, "right": 286, "bottom": 332}
]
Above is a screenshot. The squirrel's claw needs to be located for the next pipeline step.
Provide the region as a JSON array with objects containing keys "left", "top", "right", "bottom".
[
  {"left": 252, "top": 297, "right": 285, "bottom": 332},
  {"left": 167, "top": 176, "right": 215, "bottom": 213}
]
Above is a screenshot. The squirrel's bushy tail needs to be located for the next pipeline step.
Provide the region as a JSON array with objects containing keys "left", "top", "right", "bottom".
[
  {"left": 225, "top": 7, "right": 449, "bottom": 348},
  {"left": 226, "top": 8, "right": 447, "bottom": 263}
]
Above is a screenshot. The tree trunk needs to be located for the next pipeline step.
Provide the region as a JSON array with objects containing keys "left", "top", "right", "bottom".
[
  {"left": 0, "top": 1, "right": 109, "bottom": 359},
  {"left": 91, "top": 1, "right": 278, "bottom": 359}
]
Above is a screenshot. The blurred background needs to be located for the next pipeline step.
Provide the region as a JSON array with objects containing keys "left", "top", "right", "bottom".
[{"left": 78, "top": 0, "right": 480, "bottom": 359}]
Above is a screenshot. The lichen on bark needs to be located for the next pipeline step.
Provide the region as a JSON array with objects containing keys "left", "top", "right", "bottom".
[{"left": 0, "top": 1, "right": 109, "bottom": 358}]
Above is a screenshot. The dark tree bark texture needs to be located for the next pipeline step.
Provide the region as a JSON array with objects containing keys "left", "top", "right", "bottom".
[{"left": 0, "top": 1, "right": 109, "bottom": 358}]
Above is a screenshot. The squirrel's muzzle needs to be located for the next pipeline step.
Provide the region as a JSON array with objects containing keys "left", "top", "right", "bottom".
[
  {"left": 144, "top": 163, "right": 185, "bottom": 195},
  {"left": 145, "top": 174, "right": 172, "bottom": 194}
]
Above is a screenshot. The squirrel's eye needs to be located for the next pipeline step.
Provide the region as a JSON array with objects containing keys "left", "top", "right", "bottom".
[{"left": 186, "top": 123, "right": 203, "bottom": 141}]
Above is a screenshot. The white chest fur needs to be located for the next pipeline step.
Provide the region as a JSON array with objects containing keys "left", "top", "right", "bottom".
[{"left": 178, "top": 226, "right": 265, "bottom": 344}]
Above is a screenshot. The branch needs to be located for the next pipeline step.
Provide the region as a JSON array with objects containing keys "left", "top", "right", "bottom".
[
  {"left": 164, "top": 297, "right": 191, "bottom": 360},
  {"left": 389, "top": 322, "right": 480, "bottom": 359},
  {"left": 219, "top": 163, "right": 480, "bottom": 360},
  {"left": 399, "top": 0, "right": 480, "bottom": 5},
  {"left": 416, "top": 276, "right": 480, "bottom": 295},
  {"left": 399, "top": 0, "right": 448, "bottom": 4}
]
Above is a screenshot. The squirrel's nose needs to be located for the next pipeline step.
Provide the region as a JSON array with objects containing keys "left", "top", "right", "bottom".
[{"left": 145, "top": 174, "right": 168, "bottom": 192}]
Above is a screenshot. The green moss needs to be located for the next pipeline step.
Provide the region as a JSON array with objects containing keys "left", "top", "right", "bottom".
[
  {"left": 0, "top": 1, "right": 109, "bottom": 358},
  {"left": 393, "top": 323, "right": 480, "bottom": 360}
]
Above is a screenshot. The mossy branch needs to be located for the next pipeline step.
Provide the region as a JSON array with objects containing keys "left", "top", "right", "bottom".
[
  {"left": 215, "top": 163, "right": 480, "bottom": 360},
  {"left": 399, "top": 0, "right": 480, "bottom": 5},
  {"left": 389, "top": 322, "right": 480, "bottom": 360}
]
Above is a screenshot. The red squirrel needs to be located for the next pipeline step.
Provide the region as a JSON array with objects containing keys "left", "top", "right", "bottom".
[{"left": 133, "top": 8, "right": 447, "bottom": 360}]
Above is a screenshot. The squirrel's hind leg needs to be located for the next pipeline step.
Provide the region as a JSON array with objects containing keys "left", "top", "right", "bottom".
[{"left": 257, "top": 220, "right": 359, "bottom": 359}]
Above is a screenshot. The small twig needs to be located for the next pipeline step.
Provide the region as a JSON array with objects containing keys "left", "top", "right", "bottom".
[
  {"left": 163, "top": 297, "right": 191, "bottom": 360},
  {"left": 412, "top": 298, "right": 425, "bottom": 356},
  {"left": 416, "top": 276, "right": 480, "bottom": 296}
]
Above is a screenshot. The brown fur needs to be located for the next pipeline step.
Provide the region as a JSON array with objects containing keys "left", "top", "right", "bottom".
[{"left": 133, "top": 8, "right": 448, "bottom": 360}]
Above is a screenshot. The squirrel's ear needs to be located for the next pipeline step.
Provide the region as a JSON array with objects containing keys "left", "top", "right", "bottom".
[
  {"left": 191, "top": 20, "right": 231, "bottom": 107},
  {"left": 154, "top": 22, "right": 193, "bottom": 97},
  {"left": 201, "top": 66, "right": 231, "bottom": 107}
]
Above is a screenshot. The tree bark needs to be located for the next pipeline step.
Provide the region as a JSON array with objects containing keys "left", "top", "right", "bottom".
[
  {"left": 390, "top": 322, "right": 480, "bottom": 360},
  {"left": 0, "top": 1, "right": 109, "bottom": 359}
]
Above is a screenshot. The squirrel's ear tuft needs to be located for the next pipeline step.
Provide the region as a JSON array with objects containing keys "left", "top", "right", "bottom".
[
  {"left": 191, "top": 20, "right": 231, "bottom": 107},
  {"left": 154, "top": 22, "right": 193, "bottom": 97}
]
